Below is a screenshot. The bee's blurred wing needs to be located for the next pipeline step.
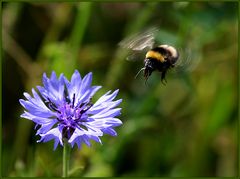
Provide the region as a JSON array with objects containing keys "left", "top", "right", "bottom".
[
  {"left": 175, "top": 48, "right": 201, "bottom": 72},
  {"left": 119, "top": 27, "right": 159, "bottom": 51},
  {"left": 126, "top": 51, "right": 146, "bottom": 61}
]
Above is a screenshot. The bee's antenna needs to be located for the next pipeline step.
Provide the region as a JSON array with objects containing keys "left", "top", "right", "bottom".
[{"left": 135, "top": 67, "right": 145, "bottom": 79}]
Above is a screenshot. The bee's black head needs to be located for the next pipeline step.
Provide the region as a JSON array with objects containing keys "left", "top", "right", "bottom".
[
  {"left": 135, "top": 58, "right": 158, "bottom": 84},
  {"left": 143, "top": 58, "right": 155, "bottom": 81}
]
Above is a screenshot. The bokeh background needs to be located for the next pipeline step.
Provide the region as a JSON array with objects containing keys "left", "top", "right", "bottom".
[{"left": 2, "top": 2, "right": 238, "bottom": 177}]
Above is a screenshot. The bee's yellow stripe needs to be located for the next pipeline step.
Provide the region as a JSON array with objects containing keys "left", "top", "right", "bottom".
[{"left": 146, "top": 51, "right": 165, "bottom": 62}]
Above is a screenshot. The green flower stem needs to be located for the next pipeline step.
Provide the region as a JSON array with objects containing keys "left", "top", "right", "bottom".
[{"left": 63, "top": 139, "right": 70, "bottom": 177}]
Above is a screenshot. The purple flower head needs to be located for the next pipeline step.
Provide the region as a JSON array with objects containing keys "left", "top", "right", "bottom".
[{"left": 19, "top": 70, "right": 122, "bottom": 150}]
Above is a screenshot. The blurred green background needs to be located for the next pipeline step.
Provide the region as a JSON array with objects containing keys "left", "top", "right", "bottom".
[{"left": 2, "top": 2, "right": 238, "bottom": 177}]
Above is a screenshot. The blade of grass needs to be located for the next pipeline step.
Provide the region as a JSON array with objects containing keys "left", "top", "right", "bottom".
[{"left": 68, "top": 2, "right": 92, "bottom": 64}]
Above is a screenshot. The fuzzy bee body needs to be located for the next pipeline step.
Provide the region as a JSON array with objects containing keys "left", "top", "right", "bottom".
[{"left": 144, "top": 45, "right": 179, "bottom": 83}]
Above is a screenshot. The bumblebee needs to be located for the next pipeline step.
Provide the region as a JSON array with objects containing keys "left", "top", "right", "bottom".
[
  {"left": 119, "top": 28, "right": 179, "bottom": 84},
  {"left": 142, "top": 44, "right": 179, "bottom": 84}
]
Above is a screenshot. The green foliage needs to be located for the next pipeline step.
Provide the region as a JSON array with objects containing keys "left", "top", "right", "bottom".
[{"left": 2, "top": 2, "right": 238, "bottom": 177}]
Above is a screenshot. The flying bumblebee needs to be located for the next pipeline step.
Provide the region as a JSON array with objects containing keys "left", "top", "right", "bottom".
[{"left": 119, "top": 27, "right": 180, "bottom": 84}]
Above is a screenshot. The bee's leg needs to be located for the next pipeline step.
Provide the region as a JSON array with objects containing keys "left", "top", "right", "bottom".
[
  {"left": 161, "top": 71, "right": 167, "bottom": 85},
  {"left": 144, "top": 71, "right": 150, "bottom": 85}
]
